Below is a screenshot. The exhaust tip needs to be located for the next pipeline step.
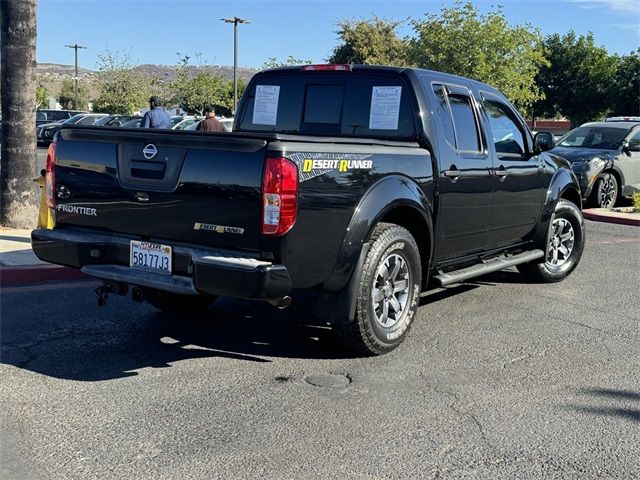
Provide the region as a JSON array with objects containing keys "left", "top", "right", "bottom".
[{"left": 269, "top": 296, "right": 292, "bottom": 309}]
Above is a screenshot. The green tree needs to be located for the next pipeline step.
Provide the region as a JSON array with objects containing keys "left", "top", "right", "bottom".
[
  {"left": 328, "top": 17, "right": 409, "bottom": 66},
  {"left": 1, "top": 0, "right": 39, "bottom": 227},
  {"left": 170, "top": 56, "right": 235, "bottom": 115},
  {"left": 58, "top": 78, "right": 90, "bottom": 110},
  {"left": 408, "top": 2, "right": 547, "bottom": 111},
  {"left": 609, "top": 49, "right": 640, "bottom": 117},
  {"left": 262, "top": 56, "right": 312, "bottom": 69},
  {"left": 93, "top": 49, "right": 151, "bottom": 114},
  {"left": 534, "top": 32, "right": 618, "bottom": 126},
  {"left": 36, "top": 74, "right": 52, "bottom": 109}
]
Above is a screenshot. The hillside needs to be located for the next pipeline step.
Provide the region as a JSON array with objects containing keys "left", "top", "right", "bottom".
[{"left": 36, "top": 62, "right": 259, "bottom": 99}]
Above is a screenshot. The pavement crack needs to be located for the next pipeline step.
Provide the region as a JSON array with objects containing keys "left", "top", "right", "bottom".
[{"left": 422, "top": 379, "right": 497, "bottom": 455}]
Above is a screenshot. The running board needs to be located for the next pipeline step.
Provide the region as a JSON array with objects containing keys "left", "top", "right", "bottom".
[{"left": 432, "top": 249, "right": 544, "bottom": 287}]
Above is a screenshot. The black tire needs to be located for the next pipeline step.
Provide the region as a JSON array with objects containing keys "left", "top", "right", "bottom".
[
  {"left": 142, "top": 288, "right": 217, "bottom": 314},
  {"left": 335, "top": 223, "right": 422, "bottom": 356},
  {"left": 517, "top": 199, "right": 585, "bottom": 283},
  {"left": 592, "top": 172, "right": 618, "bottom": 208}
]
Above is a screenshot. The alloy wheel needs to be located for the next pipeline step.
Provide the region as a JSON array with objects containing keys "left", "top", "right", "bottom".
[
  {"left": 546, "top": 218, "right": 575, "bottom": 267},
  {"left": 372, "top": 253, "right": 411, "bottom": 328}
]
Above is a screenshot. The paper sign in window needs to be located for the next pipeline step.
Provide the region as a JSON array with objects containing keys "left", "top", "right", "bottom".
[
  {"left": 369, "top": 86, "right": 402, "bottom": 130},
  {"left": 253, "top": 85, "right": 280, "bottom": 126}
]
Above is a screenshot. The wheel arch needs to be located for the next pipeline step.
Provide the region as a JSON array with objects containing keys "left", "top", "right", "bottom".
[
  {"left": 322, "top": 175, "right": 434, "bottom": 293},
  {"left": 532, "top": 168, "right": 582, "bottom": 248}
]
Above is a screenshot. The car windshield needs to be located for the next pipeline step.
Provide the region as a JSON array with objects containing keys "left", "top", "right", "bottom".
[
  {"left": 557, "top": 126, "right": 629, "bottom": 150},
  {"left": 63, "top": 114, "right": 87, "bottom": 124}
]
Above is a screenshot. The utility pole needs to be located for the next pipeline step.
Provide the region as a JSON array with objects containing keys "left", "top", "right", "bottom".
[
  {"left": 221, "top": 17, "right": 249, "bottom": 115},
  {"left": 64, "top": 43, "right": 87, "bottom": 109}
]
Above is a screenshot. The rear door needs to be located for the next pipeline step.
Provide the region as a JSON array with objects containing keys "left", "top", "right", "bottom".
[
  {"left": 424, "top": 80, "right": 495, "bottom": 261},
  {"left": 54, "top": 129, "right": 267, "bottom": 251}
]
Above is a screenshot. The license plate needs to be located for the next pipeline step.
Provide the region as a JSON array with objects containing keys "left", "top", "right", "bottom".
[{"left": 130, "top": 241, "right": 172, "bottom": 275}]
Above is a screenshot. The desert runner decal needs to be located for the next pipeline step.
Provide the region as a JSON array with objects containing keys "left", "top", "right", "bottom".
[
  {"left": 194, "top": 222, "right": 245, "bottom": 234},
  {"left": 287, "top": 152, "right": 373, "bottom": 182},
  {"left": 57, "top": 204, "right": 97, "bottom": 216}
]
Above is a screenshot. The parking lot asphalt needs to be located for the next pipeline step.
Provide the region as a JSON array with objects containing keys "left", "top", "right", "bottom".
[{"left": 1, "top": 220, "right": 638, "bottom": 480}]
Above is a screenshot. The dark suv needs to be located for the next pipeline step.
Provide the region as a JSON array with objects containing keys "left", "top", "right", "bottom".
[
  {"left": 550, "top": 121, "right": 640, "bottom": 208},
  {"left": 36, "top": 109, "right": 85, "bottom": 127}
]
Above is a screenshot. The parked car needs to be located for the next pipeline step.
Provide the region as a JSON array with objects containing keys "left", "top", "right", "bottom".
[
  {"left": 38, "top": 113, "right": 108, "bottom": 145},
  {"left": 172, "top": 116, "right": 202, "bottom": 130},
  {"left": 606, "top": 116, "right": 640, "bottom": 123},
  {"left": 33, "top": 64, "right": 583, "bottom": 355},
  {"left": 185, "top": 117, "right": 234, "bottom": 132},
  {"left": 120, "top": 118, "right": 143, "bottom": 128},
  {"left": 94, "top": 115, "right": 140, "bottom": 127},
  {"left": 550, "top": 121, "right": 640, "bottom": 208},
  {"left": 36, "top": 109, "right": 86, "bottom": 127},
  {"left": 170, "top": 115, "right": 184, "bottom": 128}
]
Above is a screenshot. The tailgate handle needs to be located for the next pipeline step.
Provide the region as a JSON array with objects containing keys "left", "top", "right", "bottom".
[{"left": 130, "top": 160, "right": 166, "bottom": 179}]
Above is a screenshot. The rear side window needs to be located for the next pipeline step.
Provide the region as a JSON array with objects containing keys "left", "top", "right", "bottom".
[
  {"left": 448, "top": 94, "right": 481, "bottom": 153},
  {"left": 431, "top": 85, "right": 456, "bottom": 147},
  {"left": 236, "top": 73, "right": 416, "bottom": 140}
]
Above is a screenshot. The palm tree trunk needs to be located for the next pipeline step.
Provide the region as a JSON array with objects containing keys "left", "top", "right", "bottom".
[{"left": 1, "top": 0, "right": 39, "bottom": 228}]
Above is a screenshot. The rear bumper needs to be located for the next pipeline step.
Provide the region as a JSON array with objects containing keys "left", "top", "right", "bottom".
[{"left": 31, "top": 228, "right": 291, "bottom": 300}]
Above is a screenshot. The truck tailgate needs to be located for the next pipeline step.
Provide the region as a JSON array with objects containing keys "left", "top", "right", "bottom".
[{"left": 53, "top": 127, "right": 267, "bottom": 252}]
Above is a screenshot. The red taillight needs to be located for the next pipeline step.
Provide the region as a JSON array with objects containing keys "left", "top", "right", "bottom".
[
  {"left": 301, "top": 64, "right": 351, "bottom": 72},
  {"left": 262, "top": 157, "right": 298, "bottom": 236},
  {"left": 45, "top": 142, "right": 57, "bottom": 208}
]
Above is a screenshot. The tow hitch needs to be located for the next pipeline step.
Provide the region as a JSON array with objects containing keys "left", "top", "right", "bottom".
[{"left": 95, "top": 284, "right": 111, "bottom": 306}]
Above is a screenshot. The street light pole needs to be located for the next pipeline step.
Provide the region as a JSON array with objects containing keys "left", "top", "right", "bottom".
[
  {"left": 221, "top": 17, "right": 249, "bottom": 115},
  {"left": 64, "top": 43, "right": 87, "bottom": 110}
]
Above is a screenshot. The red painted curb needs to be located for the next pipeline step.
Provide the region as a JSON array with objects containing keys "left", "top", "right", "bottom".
[
  {"left": 0, "top": 264, "right": 86, "bottom": 286},
  {"left": 582, "top": 210, "right": 640, "bottom": 227}
]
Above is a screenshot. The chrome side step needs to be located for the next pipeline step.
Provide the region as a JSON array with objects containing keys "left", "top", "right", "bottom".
[{"left": 432, "top": 249, "right": 544, "bottom": 287}]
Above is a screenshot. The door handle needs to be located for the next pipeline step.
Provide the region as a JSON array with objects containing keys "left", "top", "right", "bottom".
[
  {"left": 444, "top": 166, "right": 462, "bottom": 182},
  {"left": 494, "top": 166, "right": 508, "bottom": 182}
]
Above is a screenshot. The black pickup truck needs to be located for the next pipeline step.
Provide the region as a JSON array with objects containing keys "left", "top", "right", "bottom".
[{"left": 32, "top": 65, "right": 585, "bottom": 355}]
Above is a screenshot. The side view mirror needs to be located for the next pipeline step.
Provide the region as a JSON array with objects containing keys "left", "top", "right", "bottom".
[
  {"left": 624, "top": 140, "right": 640, "bottom": 153},
  {"left": 534, "top": 132, "right": 555, "bottom": 152}
]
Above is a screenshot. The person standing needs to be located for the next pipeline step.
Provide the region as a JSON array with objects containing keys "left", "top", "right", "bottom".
[
  {"left": 141, "top": 96, "right": 172, "bottom": 129},
  {"left": 196, "top": 106, "right": 226, "bottom": 132}
]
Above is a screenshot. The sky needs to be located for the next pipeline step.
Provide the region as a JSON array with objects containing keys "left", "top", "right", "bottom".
[{"left": 37, "top": 0, "right": 640, "bottom": 70}]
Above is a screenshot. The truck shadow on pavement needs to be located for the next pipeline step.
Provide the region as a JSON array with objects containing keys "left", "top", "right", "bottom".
[
  {"left": 1, "top": 290, "right": 362, "bottom": 382},
  {"left": 568, "top": 388, "right": 640, "bottom": 423},
  {"left": 2, "top": 271, "right": 534, "bottom": 382}
]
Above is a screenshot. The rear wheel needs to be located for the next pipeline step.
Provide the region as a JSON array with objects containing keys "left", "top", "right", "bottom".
[
  {"left": 335, "top": 223, "right": 422, "bottom": 356},
  {"left": 517, "top": 199, "right": 585, "bottom": 283},
  {"left": 143, "top": 288, "right": 217, "bottom": 314}
]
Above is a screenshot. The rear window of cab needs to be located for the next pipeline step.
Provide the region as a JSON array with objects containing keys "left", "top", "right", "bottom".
[{"left": 236, "top": 73, "right": 416, "bottom": 140}]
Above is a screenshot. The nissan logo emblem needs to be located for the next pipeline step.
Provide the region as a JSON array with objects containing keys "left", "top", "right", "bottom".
[{"left": 143, "top": 144, "right": 158, "bottom": 160}]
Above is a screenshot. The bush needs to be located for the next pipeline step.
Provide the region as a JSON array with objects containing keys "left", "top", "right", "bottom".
[{"left": 633, "top": 192, "right": 640, "bottom": 213}]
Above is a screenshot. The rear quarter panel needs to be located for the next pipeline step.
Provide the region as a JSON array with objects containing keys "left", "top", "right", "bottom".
[{"left": 271, "top": 141, "right": 434, "bottom": 288}]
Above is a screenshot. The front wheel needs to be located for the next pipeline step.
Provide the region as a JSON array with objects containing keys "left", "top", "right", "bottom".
[
  {"left": 592, "top": 172, "right": 618, "bottom": 208},
  {"left": 335, "top": 223, "right": 422, "bottom": 356},
  {"left": 517, "top": 199, "right": 585, "bottom": 283}
]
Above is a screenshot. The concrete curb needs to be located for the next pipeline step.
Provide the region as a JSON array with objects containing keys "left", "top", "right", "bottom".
[
  {"left": 582, "top": 209, "right": 640, "bottom": 227},
  {"left": 0, "top": 264, "right": 86, "bottom": 286}
]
